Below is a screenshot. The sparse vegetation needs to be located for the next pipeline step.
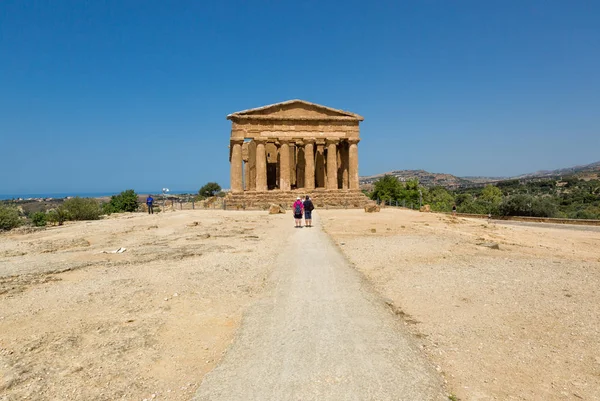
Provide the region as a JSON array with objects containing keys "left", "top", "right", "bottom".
[
  {"left": 198, "top": 182, "right": 222, "bottom": 199},
  {"left": 423, "top": 186, "right": 454, "bottom": 213},
  {"left": 60, "top": 197, "right": 102, "bottom": 221},
  {"left": 0, "top": 205, "right": 21, "bottom": 230},
  {"left": 103, "top": 189, "right": 139, "bottom": 214},
  {"left": 499, "top": 194, "right": 558, "bottom": 218},
  {"left": 370, "top": 175, "right": 421, "bottom": 207},
  {"left": 30, "top": 211, "right": 47, "bottom": 227},
  {"left": 46, "top": 208, "right": 69, "bottom": 226},
  {"left": 368, "top": 175, "right": 600, "bottom": 219}
]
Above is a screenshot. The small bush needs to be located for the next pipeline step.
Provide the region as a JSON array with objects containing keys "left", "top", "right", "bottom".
[
  {"left": 47, "top": 208, "right": 69, "bottom": 226},
  {"left": 104, "top": 189, "right": 139, "bottom": 214},
  {"left": 499, "top": 194, "right": 558, "bottom": 218},
  {"left": 0, "top": 205, "right": 21, "bottom": 231},
  {"left": 199, "top": 182, "right": 222, "bottom": 198},
  {"left": 570, "top": 207, "right": 600, "bottom": 220},
  {"left": 61, "top": 197, "right": 102, "bottom": 221},
  {"left": 46, "top": 210, "right": 58, "bottom": 225},
  {"left": 30, "top": 211, "right": 47, "bottom": 227}
]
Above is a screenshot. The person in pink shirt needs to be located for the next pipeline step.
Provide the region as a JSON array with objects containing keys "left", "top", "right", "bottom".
[{"left": 292, "top": 197, "right": 304, "bottom": 228}]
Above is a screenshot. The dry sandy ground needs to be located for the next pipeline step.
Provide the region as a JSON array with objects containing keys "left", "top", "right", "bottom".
[
  {"left": 193, "top": 212, "right": 445, "bottom": 401},
  {"left": 2, "top": 208, "right": 599, "bottom": 401},
  {"left": 0, "top": 210, "right": 290, "bottom": 401},
  {"left": 320, "top": 208, "right": 600, "bottom": 401}
]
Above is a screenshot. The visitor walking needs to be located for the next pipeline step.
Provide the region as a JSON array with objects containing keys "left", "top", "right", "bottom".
[
  {"left": 292, "top": 197, "right": 304, "bottom": 228},
  {"left": 146, "top": 195, "right": 154, "bottom": 214},
  {"left": 303, "top": 195, "right": 314, "bottom": 227},
  {"left": 452, "top": 204, "right": 457, "bottom": 216}
]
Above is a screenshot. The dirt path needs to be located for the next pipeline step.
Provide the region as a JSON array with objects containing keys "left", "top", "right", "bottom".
[{"left": 193, "top": 212, "right": 446, "bottom": 401}]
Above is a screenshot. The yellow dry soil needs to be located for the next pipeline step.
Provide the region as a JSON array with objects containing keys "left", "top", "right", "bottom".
[
  {"left": 320, "top": 208, "right": 600, "bottom": 401},
  {"left": 0, "top": 210, "right": 290, "bottom": 401}
]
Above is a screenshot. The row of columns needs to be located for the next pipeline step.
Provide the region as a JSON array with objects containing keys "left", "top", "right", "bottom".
[{"left": 230, "top": 138, "right": 360, "bottom": 192}]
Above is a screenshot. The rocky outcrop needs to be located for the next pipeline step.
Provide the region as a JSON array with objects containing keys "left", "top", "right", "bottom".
[
  {"left": 364, "top": 204, "right": 380, "bottom": 213},
  {"left": 268, "top": 204, "right": 286, "bottom": 214}
]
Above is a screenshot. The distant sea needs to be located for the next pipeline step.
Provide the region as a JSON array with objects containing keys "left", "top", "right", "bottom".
[{"left": 0, "top": 190, "right": 196, "bottom": 201}]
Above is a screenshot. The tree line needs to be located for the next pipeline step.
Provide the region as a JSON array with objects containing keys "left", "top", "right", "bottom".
[{"left": 368, "top": 175, "right": 600, "bottom": 219}]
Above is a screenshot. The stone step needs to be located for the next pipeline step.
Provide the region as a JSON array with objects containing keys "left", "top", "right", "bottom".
[{"left": 224, "top": 190, "right": 373, "bottom": 210}]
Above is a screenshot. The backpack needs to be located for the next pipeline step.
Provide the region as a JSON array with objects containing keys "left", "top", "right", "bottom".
[
  {"left": 305, "top": 200, "right": 314, "bottom": 212},
  {"left": 294, "top": 202, "right": 302, "bottom": 214}
]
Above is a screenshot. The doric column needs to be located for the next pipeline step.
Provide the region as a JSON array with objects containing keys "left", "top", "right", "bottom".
[
  {"left": 244, "top": 161, "right": 249, "bottom": 191},
  {"left": 289, "top": 142, "right": 297, "bottom": 188},
  {"left": 255, "top": 139, "right": 267, "bottom": 192},
  {"left": 279, "top": 140, "right": 291, "bottom": 191},
  {"left": 348, "top": 138, "right": 360, "bottom": 190},
  {"left": 230, "top": 139, "right": 243, "bottom": 193},
  {"left": 340, "top": 141, "right": 349, "bottom": 189},
  {"left": 304, "top": 139, "right": 315, "bottom": 190},
  {"left": 248, "top": 141, "right": 256, "bottom": 191},
  {"left": 315, "top": 139, "right": 326, "bottom": 188},
  {"left": 295, "top": 140, "right": 305, "bottom": 189},
  {"left": 326, "top": 139, "right": 339, "bottom": 190}
]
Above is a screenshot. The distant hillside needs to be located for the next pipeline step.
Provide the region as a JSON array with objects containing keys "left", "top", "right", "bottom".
[
  {"left": 513, "top": 161, "right": 600, "bottom": 180},
  {"left": 360, "top": 161, "right": 600, "bottom": 189},
  {"left": 360, "top": 169, "right": 473, "bottom": 189},
  {"left": 465, "top": 161, "right": 600, "bottom": 184}
]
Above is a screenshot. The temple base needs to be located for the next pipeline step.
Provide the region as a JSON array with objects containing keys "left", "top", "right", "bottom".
[{"left": 224, "top": 189, "right": 373, "bottom": 210}]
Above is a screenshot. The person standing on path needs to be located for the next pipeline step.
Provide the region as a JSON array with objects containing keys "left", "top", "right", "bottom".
[
  {"left": 146, "top": 195, "right": 154, "bottom": 214},
  {"left": 303, "top": 195, "right": 314, "bottom": 227},
  {"left": 292, "top": 197, "right": 304, "bottom": 228},
  {"left": 452, "top": 204, "right": 457, "bottom": 216}
]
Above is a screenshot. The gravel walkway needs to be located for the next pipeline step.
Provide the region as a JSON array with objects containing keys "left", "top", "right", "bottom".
[{"left": 193, "top": 212, "right": 446, "bottom": 401}]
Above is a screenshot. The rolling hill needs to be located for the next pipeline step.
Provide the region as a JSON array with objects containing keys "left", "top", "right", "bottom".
[{"left": 360, "top": 161, "right": 600, "bottom": 189}]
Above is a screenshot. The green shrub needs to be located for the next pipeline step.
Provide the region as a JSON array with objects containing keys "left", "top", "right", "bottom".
[
  {"left": 499, "top": 194, "right": 558, "bottom": 218},
  {"left": 104, "top": 189, "right": 139, "bottom": 214},
  {"left": 481, "top": 185, "right": 503, "bottom": 207},
  {"left": 424, "top": 186, "right": 455, "bottom": 212},
  {"left": 46, "top": 210, "right": 59, "bottom": 225},
  {"left": 0, "top": 205, "right": 20, "bottom": 231},
  {"left": 47, "top": 208, "right": 69, "bottom": 226},
  {"left": 198, "top": 182, "right": 222, "bottom": 198},
  {"left": 569, "top": 207, "right": 600, "bottom": 220},
  {"left": 370, "top": 175, "right": 402, "bottom": 202},
  {"left": 30, "top": 211, "right": 47, "bottom": 227},
  {"left": 61, "top": 197, "right": 101, "bottom": 221},
  {"left": 457, "top": 199, "right": 490, "bottom": 214}
]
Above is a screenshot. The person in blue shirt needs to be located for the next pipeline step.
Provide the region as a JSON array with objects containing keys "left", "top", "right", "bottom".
[
  {"left": 146, "top": 195, "right": 154, "bottom": 214},
  {"left": 303, "top": 195, "right": 315, "bottom": 227}
]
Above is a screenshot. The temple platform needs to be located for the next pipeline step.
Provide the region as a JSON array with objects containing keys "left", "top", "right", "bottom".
[{"left": 224, "top": 189, "right": 373, "bottom": 210}]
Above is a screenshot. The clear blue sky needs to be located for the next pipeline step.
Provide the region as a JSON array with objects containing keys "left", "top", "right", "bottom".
[{"left": 1, "top": 0, "right": 599, "bottom": 195}]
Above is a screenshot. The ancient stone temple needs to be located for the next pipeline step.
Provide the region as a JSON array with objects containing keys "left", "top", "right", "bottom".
[{"left": 226, "top": 99, "right": 371, "bottom": 208}]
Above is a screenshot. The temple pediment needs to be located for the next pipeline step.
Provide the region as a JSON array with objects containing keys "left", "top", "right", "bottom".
[{"left": 227, "top": 99, "right": 364, "bottom": 121}]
